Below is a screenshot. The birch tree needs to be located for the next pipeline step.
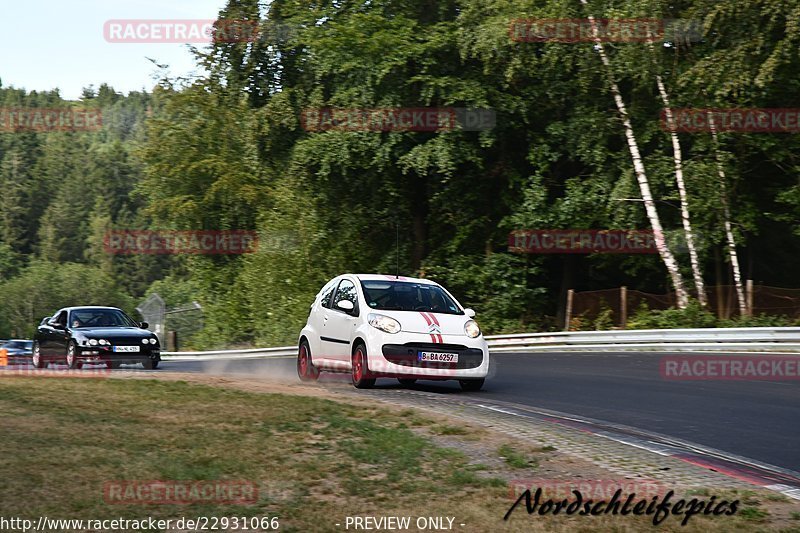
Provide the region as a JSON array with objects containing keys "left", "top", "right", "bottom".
[
  {"left": 655, "top": 73, "right": 707, "bottom": 306},
  {"left": 580, "top": 0, "right": 689, "bottom": 307},
  {"left": 707, "top": 112, "right": 747, "bottom": 316}
]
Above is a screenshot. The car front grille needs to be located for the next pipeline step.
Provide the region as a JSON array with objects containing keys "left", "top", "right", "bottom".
[{"left": 381, "top": 342, "right": 484, "bottom": 369}]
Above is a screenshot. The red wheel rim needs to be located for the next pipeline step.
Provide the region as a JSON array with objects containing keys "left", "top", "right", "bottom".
[
  {"left": 299, "top": 345, "right": 308, "bottom": 377},
  {"left": 353, "top": 349, "right": 364, "bottom": 382}
]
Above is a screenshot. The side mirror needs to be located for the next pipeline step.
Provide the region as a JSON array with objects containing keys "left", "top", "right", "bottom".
[
  {"left": 140, "top": 322, "right": 149, "bottom": 329},
  {"left": 336, "top": 300, "right": 355, "bottom": 312},
  {"left": 464, "top": 308, "right": 476, "bottom": 318}
]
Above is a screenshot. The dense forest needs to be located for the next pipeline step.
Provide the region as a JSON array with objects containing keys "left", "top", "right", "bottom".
[{"left": 1, "top": 0, "right": 799, "bottom": 346}]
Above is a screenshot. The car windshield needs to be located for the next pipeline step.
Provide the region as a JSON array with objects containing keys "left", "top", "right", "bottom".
[
  {"left": 69, "top": 309, "right": 139, "bottom": 328},
  {"left": 360, "top": 280, "right": 463, "bottom": 315}
]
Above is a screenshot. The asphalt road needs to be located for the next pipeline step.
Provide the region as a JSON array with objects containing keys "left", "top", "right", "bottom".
[{"left": 159, "top": 351, "right": 800, "bottom": 473}]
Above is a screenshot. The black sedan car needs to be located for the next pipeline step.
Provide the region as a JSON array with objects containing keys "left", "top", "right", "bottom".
[{"left": 33, "top": 306, "right": 160, "bottom": 369}]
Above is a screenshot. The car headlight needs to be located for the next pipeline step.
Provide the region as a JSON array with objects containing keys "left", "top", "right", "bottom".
[
  {"left": 464, "top": 320, "right": 481, "bottom": 338},
  {"left": 368, "top": 313, "right": 401, "bottom": 334},
  {"left": 149, "top": 338, "right": 157, "bottom": 344},
  {"left": 98, "top": 339, "right": 109, "bottom": 346},
  {"left": 142, "top": 338, "right": 149, "bottom": 344},
  {"left": 88, "top": 339, "right": 98, "bottom": 346}
]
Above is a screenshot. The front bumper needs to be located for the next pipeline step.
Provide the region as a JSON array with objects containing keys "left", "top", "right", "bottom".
[
  {"left": 76, "top": 345, "right": 160, "bottom": 363},
  {"left": 365, "top": 333, "right": 489, "bottom": 379}
]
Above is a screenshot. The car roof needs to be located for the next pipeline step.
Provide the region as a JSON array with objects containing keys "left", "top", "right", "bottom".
[
  {"left": 62, "top": 306, "right": 123, "bottom": 311},
  {"left": 352, "top": 274, "right": 438, "bottom": 285}
]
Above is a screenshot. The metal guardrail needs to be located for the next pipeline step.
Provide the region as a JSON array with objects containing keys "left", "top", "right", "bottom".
[
  {"left": 161, "top": 327, "right": 800, "bottom": 358},
  {"left": 485, "top": 327, "right": 800, "bottom": 353}
]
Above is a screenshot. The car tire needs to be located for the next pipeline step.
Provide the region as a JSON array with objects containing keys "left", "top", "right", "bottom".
[
  {"left": 398, "top": 378, "right": 417, "bottom": 386},
  {"left": 65, "top": 341, "right": 79, "bottom": 369},
  {"left": 352, "top": 343, "right": 375, "bottom": 389},
  {"left": 143, "top": 356, "right": 159, "bottom": 370},
  {"left": 106, "top": 361, "right": 121, "bottom": 370},
  {"left": 459, "top": 378, "right": 484, "bottom": 392},
  {"left": 297, "top": 341, "right": 319, "bottom": 382},
  {"left": 32, "top": 342, "right": 47, "bottom": 369}
]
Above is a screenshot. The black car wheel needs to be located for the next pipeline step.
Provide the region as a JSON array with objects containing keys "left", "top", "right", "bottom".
[
  {"left": 106, "top": 361, "right": 121, "bottom": 369},
  {"left": 459, "top": 378, "right": 485, "bottom": 392},
  {"left": 143, "top": 356, "right": 159, "bottom": 370},
  {"left": 32, "top": 342, "right": 47, "bottom": 369},
  {"left": 398, "top": 378, "right": 417, "bottom": 386},
  {"left": 65, "top": 341, "right": 79, "bottom": 369}
]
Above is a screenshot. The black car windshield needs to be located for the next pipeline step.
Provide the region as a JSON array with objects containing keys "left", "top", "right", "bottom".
[
  {"left": 360, "top": 280, "right": 463, "bottom": 315},
  {"left": 69, "top": 309, "right": 139, "bottom": 328}
]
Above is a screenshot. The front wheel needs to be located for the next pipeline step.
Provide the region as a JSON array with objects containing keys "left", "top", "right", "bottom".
[
  {"left": 143, "top": 356, "right": 159, "bottom": 370},
  {"left": 65, "top": 341, "right": 79, "bottom": 369},
  {"left": 297, "top": 341, "right": 319, "bottom": 382},
  {"left": 352, "top": 344, "right": 375, "bottom": 389},
  {"left": 459, "top": 378, "right": 485, "bottom": 392},
  {"left": 32, "top": 342, "right": 48, "bottom": 369}
]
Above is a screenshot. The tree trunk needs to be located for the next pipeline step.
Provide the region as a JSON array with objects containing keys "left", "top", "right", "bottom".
[
  {"left": 410, "top": 175, "right": 428, "bottom": 272},
  {"left": 655, "top": 73, "right": 707, "bottom": 306},
  {"left": 580, "top": 0, "right": 689, "bottom": 307},
  {"left": 706, "top": 112, "right": 747, "bottom": 316}
]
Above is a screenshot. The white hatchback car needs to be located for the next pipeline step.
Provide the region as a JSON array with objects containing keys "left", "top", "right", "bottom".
[{"left": 298, "top": 274, "right": 489, "bottom": 390}]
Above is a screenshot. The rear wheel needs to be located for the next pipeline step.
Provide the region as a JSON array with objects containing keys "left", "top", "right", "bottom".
[
  {"left": 459, "top": 378, "right": 484, "bottom": 392},
  {"left": 351, "top": 344, "right": 375, "bottom": 389},
  {"left": 65, "top": 342, "right": 79, "bottom": 369},
  {"left": 32, "top": 342, "right": 47, "bottom": 369},
  {"left": 398, "top": 378, "right": 417, "bottom": 386},
  {"left": 297, "top": 341, "right": 319, "bottom": 382}
]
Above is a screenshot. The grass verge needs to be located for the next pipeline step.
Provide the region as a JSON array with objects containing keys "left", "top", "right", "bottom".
[{"left": 0, "top": 377, "right": 795, "bottom": 532}]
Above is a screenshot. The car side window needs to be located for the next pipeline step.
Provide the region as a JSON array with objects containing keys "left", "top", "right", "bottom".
[
  {"left": 332, "top": 279, "right": 358, "bottom": 314},
  {"left": 320, "top": 281, "right": 336, "bottom": 309},
  {"left": 53, "top": 311, "right": 67, "bottom": 327}
]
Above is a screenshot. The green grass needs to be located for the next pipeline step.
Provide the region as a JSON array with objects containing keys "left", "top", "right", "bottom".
[
  {"left": 498, "top": 444, "right": 538, "bottom": 469},
  {"left": 0, "top": 377, "right": 789, "bottom": 533},
  {"left": 738, "top": 507, "right": 769, "bottom": 520}
]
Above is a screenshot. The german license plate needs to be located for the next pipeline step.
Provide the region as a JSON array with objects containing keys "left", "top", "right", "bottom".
[
  {"left": 418, "top": 351, "right": 458, "bottom": 363},
  {"left": 113, "top": 346, "right": 140, "bottom": 353}
]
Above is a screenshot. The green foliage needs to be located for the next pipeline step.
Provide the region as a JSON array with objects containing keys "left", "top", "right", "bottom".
[
  {"left": 0, "top": 260, "right": 133, "bottom": 338},
  {"left": 1, "top": 0, "right": 800, "bottom": 345},
  {"left": 627, "top": 300, "right": 718, "bottom": 329}
]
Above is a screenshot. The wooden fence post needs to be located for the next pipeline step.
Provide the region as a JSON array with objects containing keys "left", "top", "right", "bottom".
[
  {"left": 746, "top": 279, "right": 754, "bottom": 317},
  {"left": 620, "top": 286, "right": 627, "bottom": 329},
  {"left": 564, "top": 289, "right": 574, "bottom": 331}
]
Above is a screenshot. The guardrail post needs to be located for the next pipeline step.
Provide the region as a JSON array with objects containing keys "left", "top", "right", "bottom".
[
  {"left": 620, "top": 286, "right": 627, "bottom": 329},
  {"left": 564, "top": 289, "right": 574, "bottom": 331},
  {"left": 746, "top": 279, "right": 753, "bottom": 317}
]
